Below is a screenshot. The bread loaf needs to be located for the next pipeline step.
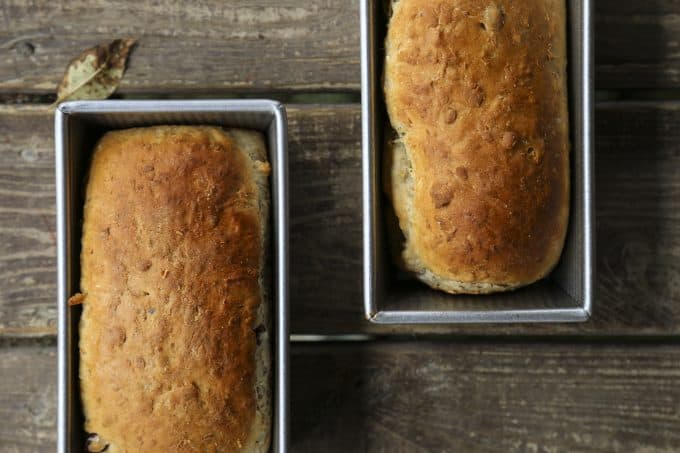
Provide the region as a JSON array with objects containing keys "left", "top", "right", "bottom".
[
  {"left": 383, "top": 0, "right": 570, "bottom": 293},
  {"left": 78, "top": 126, "right": 271, "bottom": 452}
]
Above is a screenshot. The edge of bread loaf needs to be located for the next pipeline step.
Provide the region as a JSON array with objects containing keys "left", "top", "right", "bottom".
[
  {"left": 383, "top": 0, "right": 521, "bottom": 294},
  {"left": 228, "top": 129, "right": 272, "bottom": 452},
  {"left": 384, "top": 139, "right": 524, "bottom": 294}
]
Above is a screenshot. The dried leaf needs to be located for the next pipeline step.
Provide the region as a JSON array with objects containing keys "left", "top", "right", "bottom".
[{"left": 56, "top": 38, "right": 137, "bottom": 104}]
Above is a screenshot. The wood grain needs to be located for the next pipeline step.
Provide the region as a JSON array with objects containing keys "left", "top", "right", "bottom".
[
  {"left": 0, "top": 105, "right": 56, "bottom": 336},
  {"left": 0, "top": 0, "right": 358, "bottom": 94},
  {"left": 593, "top": 102, "right": 680, "bottom": 332},
  {"left": 3, "top": 340, "right": 680, "bottom": 452},
  {"left": 0, "top": 339, "right": 56, "bottom": 453},
  {"left": 287, "top": 105, "right": 363, "bottom": 333},
  {"left": 1, "top": 103, "right": 679, "bottom": 336},
  {"left": 595, "top": 0, "right": 680, "bottom": 89},
  {"left": 1, "top": 1, "right": 680, "bottom": 93},
  {"left": 291, "top": 341, "right": 680, "bottom": 452}
]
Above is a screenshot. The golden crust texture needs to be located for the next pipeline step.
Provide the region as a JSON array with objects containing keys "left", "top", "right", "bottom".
[
  {"left": 384, "top": 0, "right": 570, "bottom": 293},
  {"left": 79, "top": 126, "right": 271, "bottom": 452}
]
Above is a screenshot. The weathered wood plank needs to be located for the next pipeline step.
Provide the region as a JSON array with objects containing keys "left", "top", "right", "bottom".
[
  {"left": 1, "top": 1, "right": 680, "bottom": 93},
  {"left": 0, "top": 105, "right": 57, "bottom": 336},
  {"left": 595, "top": 0, "right": 680, "bottom": 89},
  {"left": 592, "top": 102, "right": 680, "bottom": 332},
  {"left": 0, "top": 0, "right": 358, "bottom": 94},
  {"left": 291, "top": 341, "right": 680, "bottom": 452},
  {"left": 3, "top": 340, "right": 680, "bottom": 452},
  {"left": 0, "top": 339, "right": 56, "bottom": 453},
  {"left": 1, "top": 103, "right": 679, "bottom": 336},
  {"left": 286, "top": 105, "right": 363, "bottom": 334}
]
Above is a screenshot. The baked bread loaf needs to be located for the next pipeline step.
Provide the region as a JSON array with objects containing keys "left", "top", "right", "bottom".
[
  {"left": 78, "top": 126, "right": 271, "bottom": 452},
  {"left": 383, "top": 0, "right": 570, "bottom": 293}
]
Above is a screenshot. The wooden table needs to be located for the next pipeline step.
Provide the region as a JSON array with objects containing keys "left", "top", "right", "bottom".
[{"left": 1, "top": 1, "right": 679, "bottom": 451}]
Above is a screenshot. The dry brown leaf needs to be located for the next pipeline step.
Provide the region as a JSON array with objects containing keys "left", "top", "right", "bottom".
[{"left": 55, "top": 38, "right": 137, "bottom": 104}]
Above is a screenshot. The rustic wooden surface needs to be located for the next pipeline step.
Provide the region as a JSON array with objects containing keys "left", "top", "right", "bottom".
[
  {"left": 1, "top": 103, "right": 679, "bottom": 336},
  {"left": 0, "top": 0, "right": 358, "bottom": 94},
  {"left": 2, "top": 1, "right": 680, "bottom": 93},
  {"left": 2, "top": 0, "right": 680, "bottom": 451},
  {"left": 595, "top": 1, "right": 680, "bottom": 89},
  {"left": 3, "top": 339, "right": 680, "bottom": 452},
  {"left": 0, "top": 339, "right": 56, "bottom": 453}
]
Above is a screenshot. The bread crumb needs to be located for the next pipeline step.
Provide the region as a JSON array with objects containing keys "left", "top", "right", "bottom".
[
  {"left": 255, "top": 161, "right": 271, "bottom": 175},
  {"left": 68, "top": 292, "right": 85, "bottom": 306}
]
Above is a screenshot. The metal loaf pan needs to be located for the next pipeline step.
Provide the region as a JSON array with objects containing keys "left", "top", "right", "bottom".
[
  {"left": 56, "top": 100, "right": 289, "bottom": 452},
  {"left": 361, "top": 1, "right": 594, "bottom": 323}
]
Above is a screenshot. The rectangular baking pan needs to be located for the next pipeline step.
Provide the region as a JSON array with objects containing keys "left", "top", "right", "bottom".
[
  {"left": 56, "top": 100, "right": 289, "bottom": 452},
  {"left": 361, "top": 0, "right": 594, "bottom": 323}
]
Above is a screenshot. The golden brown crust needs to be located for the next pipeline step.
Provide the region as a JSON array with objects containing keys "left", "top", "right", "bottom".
[
  {"left": 384, "top": 0, "right": 570, "bottom": 293},
  {"left": 79, "top": 126, "right": 270, "bottom": 452}
]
